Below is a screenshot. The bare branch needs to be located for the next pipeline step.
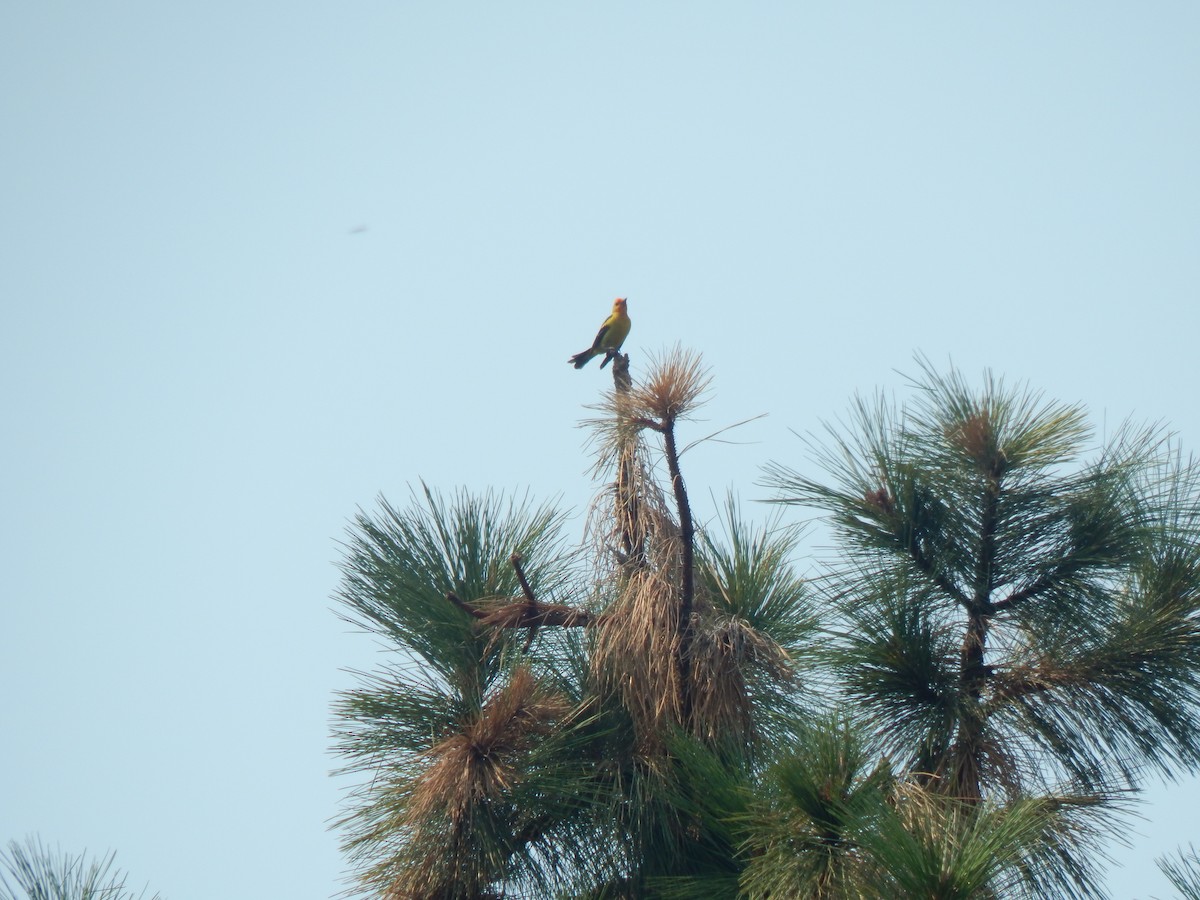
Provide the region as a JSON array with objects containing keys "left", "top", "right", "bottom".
[{"left": 661, "top": 417, "right": 696, "bottom": 729}]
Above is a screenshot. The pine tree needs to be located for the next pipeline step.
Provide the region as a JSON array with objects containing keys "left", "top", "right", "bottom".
[
  {"left": 332, "top": 352, "right": 1200, "bottom": 898},
  {"left": 0, "top": 837, "right": 163, "bottom": 900}
]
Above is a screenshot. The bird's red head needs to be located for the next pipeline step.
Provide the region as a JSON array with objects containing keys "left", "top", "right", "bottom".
[{"left": 614, "top": 297, "right": 628, "bottom": 312}]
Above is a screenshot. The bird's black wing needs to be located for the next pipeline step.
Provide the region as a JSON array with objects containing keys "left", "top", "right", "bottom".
[{"left": 590, "top": 323, "right": 611, "bottom": 350}]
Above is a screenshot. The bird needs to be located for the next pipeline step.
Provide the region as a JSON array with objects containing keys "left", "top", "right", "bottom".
[{"left": 569, "top": 298, "right": 631, "bottom": 369}]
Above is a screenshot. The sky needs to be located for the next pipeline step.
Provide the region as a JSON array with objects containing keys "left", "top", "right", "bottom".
[{"left": 2, "top": 3, "right": 1199, "bottom": 897}]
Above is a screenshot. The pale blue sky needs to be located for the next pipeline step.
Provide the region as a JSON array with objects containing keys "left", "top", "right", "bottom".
[{"left": 3, "top": 3, "right": 1199, "bottom": 897}]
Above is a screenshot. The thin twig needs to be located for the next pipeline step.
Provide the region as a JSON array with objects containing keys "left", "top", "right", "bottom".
[
  {"left": 679, "top": 412, "right": 769, "bottom": 457},
  {"left": 511, "top": 553, "right": 536, "bottom": 603},
  {"left": 510, "top": 553, "right": 539, "bottom": 651},
  {"left": 631, "top": 417, "right": 665, "bottom": 433},
  {"left": 447, "top": 591, "right": 487, "bottom": 620}
]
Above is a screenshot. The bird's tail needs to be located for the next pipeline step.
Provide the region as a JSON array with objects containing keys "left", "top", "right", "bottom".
[{"left": 568, "top": 349, "right": 597, "bottom": 369}]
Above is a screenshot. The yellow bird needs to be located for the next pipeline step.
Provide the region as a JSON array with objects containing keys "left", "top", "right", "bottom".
[{"left": 569, "top": 297, "right": 631, "bottom": 369}]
